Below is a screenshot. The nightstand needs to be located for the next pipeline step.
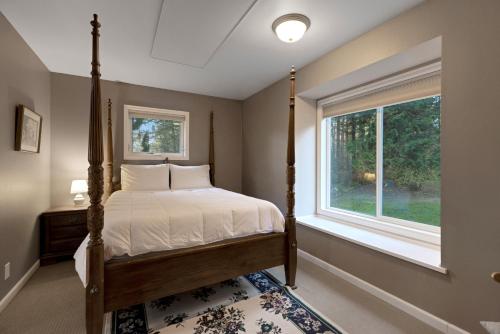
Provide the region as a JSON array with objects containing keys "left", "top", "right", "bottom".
[{"left": 40, "top": 206, "right": 88, "bottom": 266}]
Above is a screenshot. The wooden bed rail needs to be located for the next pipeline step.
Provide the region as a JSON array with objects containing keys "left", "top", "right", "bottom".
[{"left": 86, "top": 14, "right": 104, "bottom": 334}]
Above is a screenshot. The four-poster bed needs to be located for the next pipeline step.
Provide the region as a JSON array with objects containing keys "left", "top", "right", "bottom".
[{"left": 84, "top": 14, "right": 297, "bottom": 334}]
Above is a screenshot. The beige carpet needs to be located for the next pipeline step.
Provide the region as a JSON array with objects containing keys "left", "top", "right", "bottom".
[
  {"left": 0, "top": 258, "right": 441, "bottom": 334},
  {"left": 0, "top": 261, "right": 85, "bottom": 334},
  {"left": 269, "top": 260, "right": 442, "bottom": 334}
]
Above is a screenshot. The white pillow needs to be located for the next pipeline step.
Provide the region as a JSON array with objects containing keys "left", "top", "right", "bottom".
[
  {"left": 170, "top": 164, "right": 212, "bottom": 190},
  {"left": 121, "top": 164, "right": 170, "bottom": 191}
]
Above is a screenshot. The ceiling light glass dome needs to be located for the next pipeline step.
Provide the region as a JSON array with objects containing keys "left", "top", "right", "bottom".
[{"left": 272, "top": 14, "right": 311, "bottom": 43}]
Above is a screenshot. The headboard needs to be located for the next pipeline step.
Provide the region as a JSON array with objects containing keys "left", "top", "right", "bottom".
[{"left": 104, "top": 101, "right": 215, "bottom": 197}]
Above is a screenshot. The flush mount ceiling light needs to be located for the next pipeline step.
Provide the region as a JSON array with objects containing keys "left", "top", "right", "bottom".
[{"left": 272, "top": 13, "right": 310, "bottom": 43}]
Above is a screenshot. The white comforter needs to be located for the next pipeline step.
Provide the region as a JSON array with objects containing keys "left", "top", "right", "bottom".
[{"left": 74, "top": 188, "right": 285, "bottom": 285}]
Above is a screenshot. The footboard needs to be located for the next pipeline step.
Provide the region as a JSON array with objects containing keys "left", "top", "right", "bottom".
[{"left": 103, "top": 232, "right": 288, "bottom": 312}]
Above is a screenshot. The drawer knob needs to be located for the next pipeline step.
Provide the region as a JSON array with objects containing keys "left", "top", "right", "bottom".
[
  {"left": 493, "top": 272, "right": 500, "bottom": 283},
  {"left": 90, "top": 285, "right": 99, "bottom": 295}
]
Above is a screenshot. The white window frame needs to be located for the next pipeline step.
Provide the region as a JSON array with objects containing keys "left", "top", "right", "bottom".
[
  {"left": 124, "top": 105, "right": 189, "bottom": 160},
  {"left": 316, "top": 63, "right": 441, "bottom": 246}
]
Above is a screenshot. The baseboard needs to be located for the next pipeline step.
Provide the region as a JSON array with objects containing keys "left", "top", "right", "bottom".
[
  {"left": 298, "top": 249, "right": 469, "bottom": 334},
  {"left": 0, "top": 260, "right": 40, "bottom": 314}
]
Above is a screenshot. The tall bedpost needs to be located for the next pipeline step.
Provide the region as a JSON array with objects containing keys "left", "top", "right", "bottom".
[
  {"left": 86, "top": 14, "right": 104, "bottom": 334},
  {"left": 209, "top": 111, "right": 215, "bottom": 186},
  {"left": 105, "top": 98, "right": 114, "bottom": 198},
  {"left": 285, "top": 66, "right": 297, "bottom": 288}
]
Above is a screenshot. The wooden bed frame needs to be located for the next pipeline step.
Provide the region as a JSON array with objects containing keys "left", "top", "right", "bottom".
[{"left": 85, "top": 15, "right": 297, "bottom": 334}]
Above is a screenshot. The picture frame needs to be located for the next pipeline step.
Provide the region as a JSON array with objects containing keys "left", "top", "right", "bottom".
[{"left": 15, "top": 105, "right": 42, "bottom": 153}]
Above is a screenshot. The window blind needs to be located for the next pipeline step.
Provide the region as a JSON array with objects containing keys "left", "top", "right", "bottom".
[
  {"left": 323, "top": 72, "right": 441, "bottom": 118},
  {"left": 129, "top": 111, "right": 186, "bottom": 122}
]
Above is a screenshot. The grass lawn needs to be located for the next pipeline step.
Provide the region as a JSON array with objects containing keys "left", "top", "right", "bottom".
[{"left": 331, "top": 188, "right": 440, "bottom": 227}]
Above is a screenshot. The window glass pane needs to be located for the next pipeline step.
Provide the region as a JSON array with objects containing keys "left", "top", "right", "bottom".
[
  {"left": 329, "top": 109, "right": 377, "bottom": 216},
  {"left": 131, "top": 117, "right": 182, "bottom": 154},
  {"left": 382, "top": 96, "right": 441, "bottom": 226}
]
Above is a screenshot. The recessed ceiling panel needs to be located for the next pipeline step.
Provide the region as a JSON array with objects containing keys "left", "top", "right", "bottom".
[{"left": 152, "top": 0, "right": 256, "bottom": 68}]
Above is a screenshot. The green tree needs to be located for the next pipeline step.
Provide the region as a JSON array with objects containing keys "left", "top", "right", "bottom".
[
  {"left": 383, "top": 96, "right": 440, "bottom": 190},
  {"left": 150, "top": 120, "right": 181, "bottom": 153},
  {"left": 331, "top": 96, "right": 440, "bottom": 192},
  {"left": 141, "top": 131, "right": 150, "bottom": 152},
  {"left": 132, "top": 117, "right": 182, "bottom": 154}
]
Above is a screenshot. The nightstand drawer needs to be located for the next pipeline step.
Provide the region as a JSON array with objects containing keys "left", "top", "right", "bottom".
[
  {"left": 47, "top": 212, "right": 86, "bottom": 227},
  {"left": 50, "top": 222, "right": 87, "bottom": 240},
  {"left": 49, "top": 237, "right": 85, "bottom": 253},
  {"left": 40, "top": 207, "right": 88, "bottom": 266}
]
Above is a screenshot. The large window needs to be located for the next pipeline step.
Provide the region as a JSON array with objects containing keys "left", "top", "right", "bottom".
[
  {"left": 328, "top": 109, "right": 377, "bottom": 216},
  {"left": 382, "top": 97, "right": 440, "bottom": 226},
  {"left": 124, "top": 105, "right": 189, "bottom": 160},
  {"left": 318, "top": 64, "right": 441, "bottom": 243}
]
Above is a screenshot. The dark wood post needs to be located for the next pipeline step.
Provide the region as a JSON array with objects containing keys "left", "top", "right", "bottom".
[
  {"left": 285, "top": 67, "right": 297, "bottom": 288},
  {"left": 209, "top": 111, "right": 215, "bottom": 186},
  {"left": 105, "top": 98, "right": 114, "bottom": 197},
  {"left": 86, "top": 13, "right": 104, "bottom": 334}
]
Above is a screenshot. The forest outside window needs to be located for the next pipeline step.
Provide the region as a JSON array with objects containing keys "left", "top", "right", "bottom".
[
  {"left": 124, "top": 105, "right": 189, "bottom": 160},
  {"left": 318, "top": 64, "right": 441, "bottom": 244}
]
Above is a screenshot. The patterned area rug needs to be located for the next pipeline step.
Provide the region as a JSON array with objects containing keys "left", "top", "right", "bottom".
[{"left": 109, "top": 271, "right": 342, "bottom": 334}]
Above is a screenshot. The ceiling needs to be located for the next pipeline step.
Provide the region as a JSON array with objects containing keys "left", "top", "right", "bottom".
[{"left": 0, "top": 0, "right": 423, "bottom": 100}]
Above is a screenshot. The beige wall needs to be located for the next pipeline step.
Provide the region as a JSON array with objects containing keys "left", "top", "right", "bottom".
[
  {"left": 0, "top": 13, "right": 51, "bottom": 300},
  {"left": 243, "top": 78, "right": 289, "bottom": 211},
  {"left": 51, "top": 73, "right": 242, "bottom": 206},
  {"left": 242, "top": 0, "right": 500, "bottom": 332},
  {"left": 242, "top": 78, "right": 316, "bottom": 216}
]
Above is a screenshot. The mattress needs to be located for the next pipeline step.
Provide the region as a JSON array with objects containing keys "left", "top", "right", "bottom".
[{"left": 74, "top": 188, "right": 285, "bottom": 286}]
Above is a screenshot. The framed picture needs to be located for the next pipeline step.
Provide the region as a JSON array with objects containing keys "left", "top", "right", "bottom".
[{"left": 15, "top": 105, "right": 42, "bottom": 153}]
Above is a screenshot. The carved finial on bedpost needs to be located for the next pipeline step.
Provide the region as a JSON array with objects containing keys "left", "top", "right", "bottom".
[
  {"left": 105, "top": 98, "right": 114, "bottom": 198},
  {"left": 285, "top": 66, "right": 297, "bottom": 289},
  {"left": 87, "top": 13, "right": 104, "bottom": 334},
  {"left": 90, "top": 14, "right": 101, "bottom": 79},
  {"left": 209, "top": 111, "right": 215, "bottom": 186}
]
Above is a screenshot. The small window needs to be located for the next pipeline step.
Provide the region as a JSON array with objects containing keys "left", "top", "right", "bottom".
[
  {"left": 318, "top": 63, "right": 441, "bottom": 244},
  {"left": 124, "top": 105, "right": 189, "bottom": 160}
]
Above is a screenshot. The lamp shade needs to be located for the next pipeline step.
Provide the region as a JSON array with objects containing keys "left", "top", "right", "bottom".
[{"left": 70, "top": 180, "right": 88, "bottom": 194}]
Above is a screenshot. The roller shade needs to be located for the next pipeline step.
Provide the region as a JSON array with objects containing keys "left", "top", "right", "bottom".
[
  {"left": 129, "top": 110, "right": 186, "bottom": 122},
  {"left": 323, "top": 72, "right": 441, "bottom": 118}
]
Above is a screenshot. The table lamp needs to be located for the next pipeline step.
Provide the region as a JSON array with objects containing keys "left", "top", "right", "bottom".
[{"left": 70, "top": 179, "right": 88, "bottom": 206}]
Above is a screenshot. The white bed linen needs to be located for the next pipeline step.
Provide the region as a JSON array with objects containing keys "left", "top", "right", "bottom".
[{"left": 74, "top": 188, "right": 285, "bottom": 286}]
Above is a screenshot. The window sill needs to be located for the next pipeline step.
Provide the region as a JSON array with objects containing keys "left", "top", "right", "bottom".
[{"left": 297, "top": 214, "right": 447, "bottom": 274}]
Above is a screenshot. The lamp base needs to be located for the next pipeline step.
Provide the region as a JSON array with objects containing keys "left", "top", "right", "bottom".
[{"left": 73, "top": 193, "right": 85, "bottom": 206}]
